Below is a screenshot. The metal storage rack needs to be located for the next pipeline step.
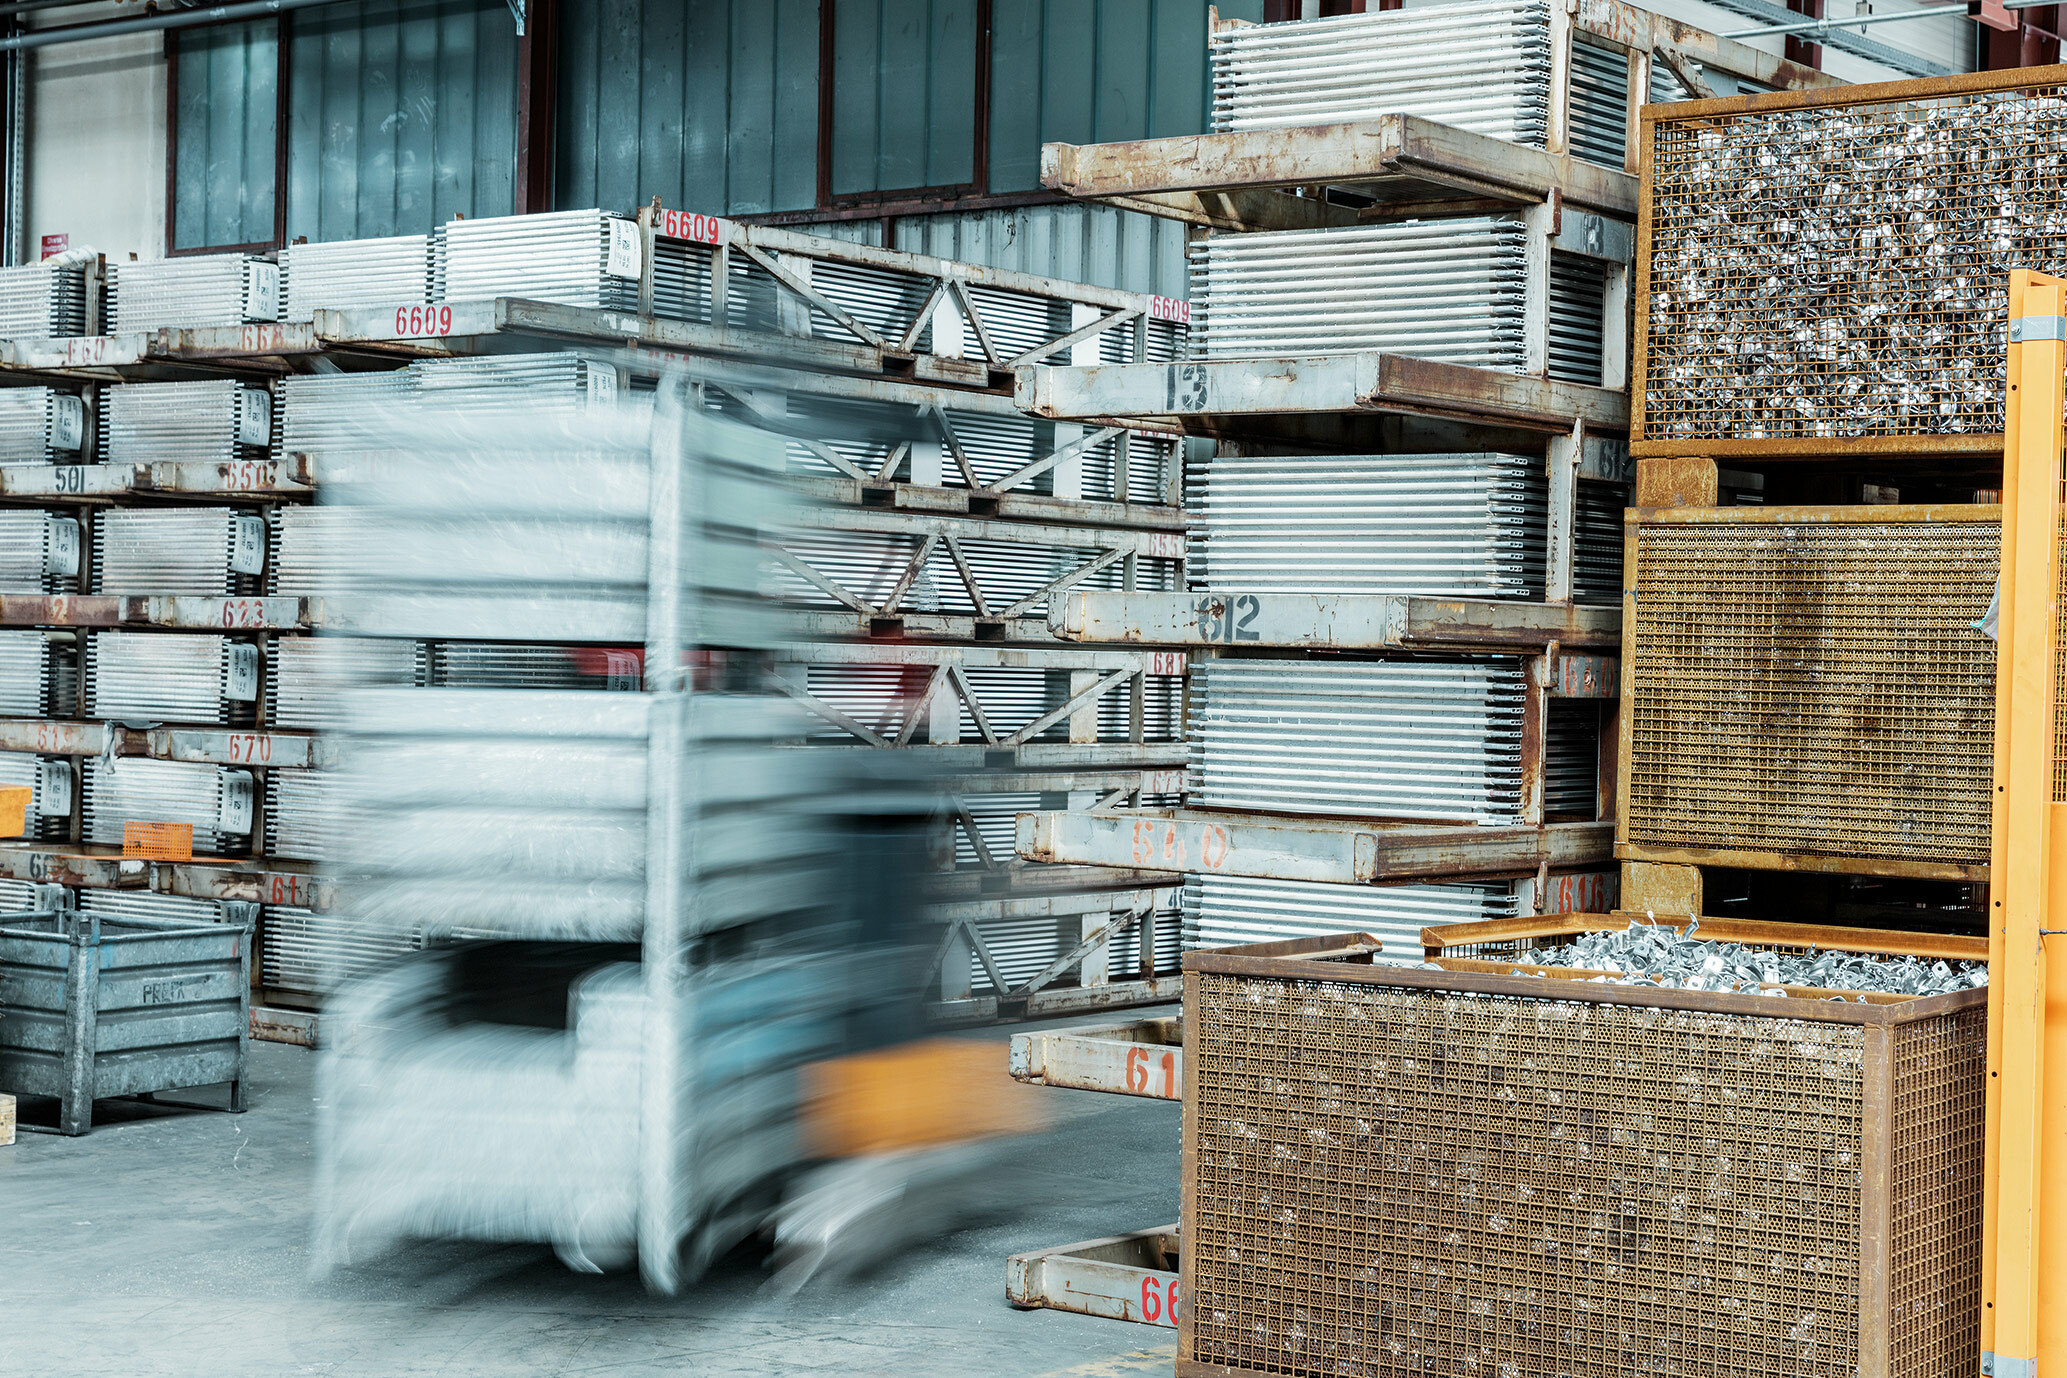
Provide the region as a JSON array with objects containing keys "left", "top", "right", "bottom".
[
  {"left": 0, "top": 212, "right": 1196, "bottom": 1030},
  {"left": 999, "top": 0, "right": 1840, "bottom": 1331}
]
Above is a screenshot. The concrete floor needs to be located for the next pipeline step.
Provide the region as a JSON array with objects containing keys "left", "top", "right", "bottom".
[{"left": 1, "top": 1025, "right": 1180, "bottom": 1378}]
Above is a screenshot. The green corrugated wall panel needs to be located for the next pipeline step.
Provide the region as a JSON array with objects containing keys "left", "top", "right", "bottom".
[
  {"left": 831, "top": 0, "right": 976, "bottom": 195},
  {"left": 285, "top": 0, "right": 519, "bottom": 242},
  {"left": 172, "top": 20, "right": 279, "bottom": 249},
  {"left": 556, "top": 0, "right": 819, "bottom": 216}
]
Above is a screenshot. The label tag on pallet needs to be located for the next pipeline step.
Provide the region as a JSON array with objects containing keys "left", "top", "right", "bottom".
[
  {"left": 606, "top": 219, "right": 644, "bottom": 280},
  {"left": 224, "top": 644, "right": 260, "bottom": 701},
  {"left": 217, "top": 770, "right": 255, "bottom": 835},
  {"left": 46, "top": 518, "right": 79, "bottom": 577},
  {"left": 229, "top": 516, "right": 267, "bottom": 576},
  {"left": 35, "top": 760, "right": 71, "bottom": 817},
  {"left": 49, "top": 395, "right": 83, "bottom": 452}
]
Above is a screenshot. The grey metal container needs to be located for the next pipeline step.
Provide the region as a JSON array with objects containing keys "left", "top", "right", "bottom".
[{"left": 0, "top": 905, "right": 251, "bottom": 1135}]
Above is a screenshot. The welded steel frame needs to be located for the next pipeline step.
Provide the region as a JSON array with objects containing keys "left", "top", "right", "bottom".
[
  {"left": 1614, "top": 501, "right": 1999, "bottom": 883},
  {"left": 1050, "top": 591, "right": 1619, "bottom": 652},
  {"left": 1038, "top": 0, "right": 1834, "bottom": 231},
  {"left": 1630, "top": 63, "right": 2067, "bottom": 459},
  {"left": 1010, "top": 1016, "right": 1184, "bottom": 1100},
  {"left": 1007, "top": 1226, "right": 1183, "bottom": 1329}
]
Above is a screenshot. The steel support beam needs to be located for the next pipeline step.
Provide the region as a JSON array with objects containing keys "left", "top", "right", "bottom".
[
  {"left": 1010, "top": 1017, "right": 1183, "bottom": 1100},
  {"left": 1051, "top": 591, "right": 1620, "bottom": 652}
]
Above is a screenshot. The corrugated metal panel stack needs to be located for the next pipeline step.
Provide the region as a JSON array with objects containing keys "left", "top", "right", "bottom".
[
  {"left": 0, "top": 388, "right": 86, "bottom": 465},
  {"left": 107, "top": 255, "right": 280, "bottom": 332},
  {"left": 99, "top": 380, "right": 273, "bottom": 465},
  {"left": 434, "top": 209, "right": 642, "bottom": 310},
  {"left": 279, "top": 235, "right": 433, "bottom": 321}
]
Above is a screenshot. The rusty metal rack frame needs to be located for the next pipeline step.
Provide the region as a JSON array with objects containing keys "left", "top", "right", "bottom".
[
  {"left": 0, "top": 720, "right": 323, "bottom": 769},
  {"left": 1008, "top": 1226, "right": 1182, "bottom": 1329},
  {"left": 1049, "top": 592, "right": 1619, "bottom": 653},
  {"left": 1039, "top": 0, "right": 1833, "bottom": 231},
  {"left": 1176, "top": 929, "right": 1988, "bottom": 1378},
  {"left": 1010, "top": 1015, "right": 1184, "bottom": 1100},
  {"left": 1631, "top": 64, "right": 2067, "bottom": 460},
  {"left": 1616, "top": 502, "right": 1999, "bottom": 882}
]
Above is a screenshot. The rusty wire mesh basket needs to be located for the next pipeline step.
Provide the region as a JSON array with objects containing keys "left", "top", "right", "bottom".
[
  {"left": 1180, "top": 933, "right": 1986, "bottom": 1378},
  {"left": 1619, "top": 503, "right": 2000, "bottom": 880},
  {"left": 1634, "top": 65, "right": 2067, "bottom": 458}
]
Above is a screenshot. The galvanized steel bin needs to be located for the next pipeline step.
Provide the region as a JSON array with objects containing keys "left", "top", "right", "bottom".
[
  {"left": 1180, "top": 934, "right": 1986, "bottom": 1378},
  {"left": 0, "top": 907, "right": 250, "bottom": 1135}
]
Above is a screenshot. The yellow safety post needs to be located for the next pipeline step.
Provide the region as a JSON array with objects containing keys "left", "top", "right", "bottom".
[{"left": 1983, "top": 268, "right": 2067, "bottom": 1378}]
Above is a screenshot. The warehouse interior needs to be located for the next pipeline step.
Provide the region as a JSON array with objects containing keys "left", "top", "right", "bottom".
[{"left": 2, "top": 0, "right": 2064, "bottom": 1374}]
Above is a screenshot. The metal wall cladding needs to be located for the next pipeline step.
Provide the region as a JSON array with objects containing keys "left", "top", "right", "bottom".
[
  {"left": 1184, "top": 965, "right": 1986, "bottom": 1378},
  {"left": 1186, "top": 452, "right": 1548, "bottom": 598},
  {"left": 848, "top": 203, "right": 1194, "bottom": 302},
  {"left": 267, "top": 636, "right": 428, "bottom": 730},
  {"left": 0, "top": 630, "right": 61, "bottom": 716},
  {"left": 0, "top": 263, "right": 88, "bottom": 340},
  {"left": 82, "top": 758, "right": 253, "bottom": 854},
  {"left": 1188, "top": 659, "right": 1526, "bottom": 823},
  {"left": 100, "top": 380, "right": 273, "bottom": 466},
  {"left": 280, "top": 235, "right": 434, "bottom": 320},
  {"left": 1181, "top": 873, "right": 1519, "bottom": 958},
  {"left": 171, "top": 17, "right": 277, "bottom": 252},
  {"left": 0, "top": 388, "right": 83, "bottom": 465},
  {"left": 433, "top": 210, "right": 640, "bottom": 310},
  {"left": 92, "top": 509, "right": 258, "bottom": 596},
  {"left": 84, "top": 633, "right": 252, "bottom": 727},
  {"left": 1211, "top": 0, "right": 1552, "bottom": 145},
  {"left": 260, "top": 903, "right": 421, "bottom": 993},
  {"left": 1189, "top": 218, "right": 1529, "bottom": 369},
  {"left": 1626, "top": 515, "right": 1999, "bottom": 866},
  {"left": 1643, "top": 82, "right": 2067, "bottom": 445},
  {"left": 284, "top": 0, "right": 519, "bottom": 243},
  {"left": 0, "top": 752, "right": 73, "bottom": 842},
  {"left": 108, "top": 255, "right": 279, "bottom": 332},
  {"left": 0, "top": 512, "right": 82, "bottom": 594},
  {"left": 272, "top": 371, "right": 420, "bottom": 462}
]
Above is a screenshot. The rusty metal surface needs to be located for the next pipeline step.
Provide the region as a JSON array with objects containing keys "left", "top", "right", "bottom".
[
  {"left": 1009, "top": 1017, "right": 1182, "bottom": 1100},
  {"left": 1622, "top": 507, "right": 1998, "bottom": 871},
  {"left": 1639, "top": 70, "right": 2067, "bottom": 450},
  {"left": 1007, "top": 1227, "right": 1181, "bottom": 1328},
  {"left": 1181, "top": 948, "right": 1986, "bottom": 1378}
]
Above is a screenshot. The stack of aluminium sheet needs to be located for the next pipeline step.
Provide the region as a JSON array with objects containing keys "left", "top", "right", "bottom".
[
  {"left": 108, "top": 255, "right": 279, "bottom": 332},
  {"left": 0, "top": 630, "right": 72, "bottom": 716},
  {"left": 0, "top": 388, "right": 84, "bottom": 464},
  {"left": 280, "top": 235, "right": 433, "bottom": 320},
  {"left": 1187, "top": 659, "right": 1526, "bottom": 823},
  {"left": 272, "top": 371, "right": 419, "bottom": 464},
  {"left": 82, "top": 757, "right": 254, "bottom": 854},
  {"left": 91, "top": 508, "right": 266, "bottom": 595},
  {"left": 264, "top": 767, "right": 348, "bottom": 863},
  {"left": 433, "top": 209, "right": 641, "bottom": 311},
  {"left": 0, "top": 261, "right": 89, "bottom": 339},
  {"left": 0, "top": 512, "right": 81, "bottom": 593},
  {"left": 266, "top": 636, "right": 427, "bottom": 730},
  {"left": 78, "top": 889, "right": 248, "bottom": 927},
  {"left": 0, "top": 751, "right": 73, "bottom": 842},
  {"left": 84, "top": 632, "right": 258, "bottom": 725},
  {"left": 99, "top": 380, "right": 272, "bottom": 465}
]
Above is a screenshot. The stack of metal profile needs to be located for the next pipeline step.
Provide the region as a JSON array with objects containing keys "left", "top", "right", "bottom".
[
  {"left": 411, "top": 351, "right": 619, "bottom": 416},
  {"left": 433, "top": 209, "right": 640, "bottom": 311},
  {"left": 1186, "top": 453, "right": 1549, "bottom": 597},
  {"left": 0, "top": 631, "right": 69, "bottom": 716},
  {"left": 264, "top": 767, "right": 349, "bottom": 863},
  {"left": 1189, "top": 218, "right": 1586, "bottom": 375},
  {"left": 82, "top": 757, "right": 254, "bottom": 853},
  {"left": 1188, "top": 659, "right": 1525, "bottom": 823},
  {"left": 272, "top": 371, "right": 419, "bottom": 464},
  {"left": 1546, "top": 698, "right": 1602, "bottom": 817},
  {"left": 84, "top": 632, "right": 258, "bottom": 726},
  {"left": 1211, "top": 0, "right": 1553, "bottom": 142},
  {"left": 261, "top": 903, "right": 419, "bottom": 993},
  {"left": 432, "top": 642, "right": 644, "bottom": 690},
  {"left": 0, "top": 512, "right": 81, "bottom": 593},
  {"left": 279, "top": 235, "right": 434, "bottom": 320},
  {"left": 0, "top": 388, "right": 85, "bottom": 464},
  {"left": 107, "top": 255, "right": 280, "bottom": 332},
  {"left": 0, "top": 751, "right": 73, "bottom": 842},
  {"left": 0, "top": 261, "right": 89, "bottom": 339},
  {"left": 1183, "top": 873, "right": 1520, "bottom": 958},
  {"left": 266, "top": 636, "right": 427, "bottom": 730},
  {"left": 91, "top": 508, "right": 266, "bottom": 595},
  {"left": 78, "top": 889, "right": 247, "bottom": 927},
  {"left": 100, "top": 380, "right": 273, "bottom": 465}
]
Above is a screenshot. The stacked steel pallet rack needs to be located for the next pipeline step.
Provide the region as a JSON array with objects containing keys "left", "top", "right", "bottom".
[
  {"left": 999, "top": 0, "right": 1842, "bottom": 1330},
  {"left": 0, "top": 209, "right": 1199, "bottom": 1034}
]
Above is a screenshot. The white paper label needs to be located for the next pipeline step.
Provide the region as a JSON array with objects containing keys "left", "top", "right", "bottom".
[
  {"left": 36, "top": 759, "right": 72, "bottom": 816},
  {"left": 217, "top": 769, "right": 255, "bottom": 834},
  {"left": 246, "top": 261, "right": 281, "bottom": 322},
  {"left": 46, "top": 517, "right": 79, "bottom": 577},
  {"left": 237, "top": 389, "right": 273, "bottom": 449},
  {"left": 48, "top": 394, "right": 83, "bottom": 451},
  {"left": 229, "top": 515, "right": 267, "bottom": 576},
  {"left": 606, "top": 219, "right": 644, "bottom": 280},
  {"left": 586, "top": 365, "right": 620, "bottom": 409},
  {"left": 224, "top": 643, "right": 260, "bottom": 701}
]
